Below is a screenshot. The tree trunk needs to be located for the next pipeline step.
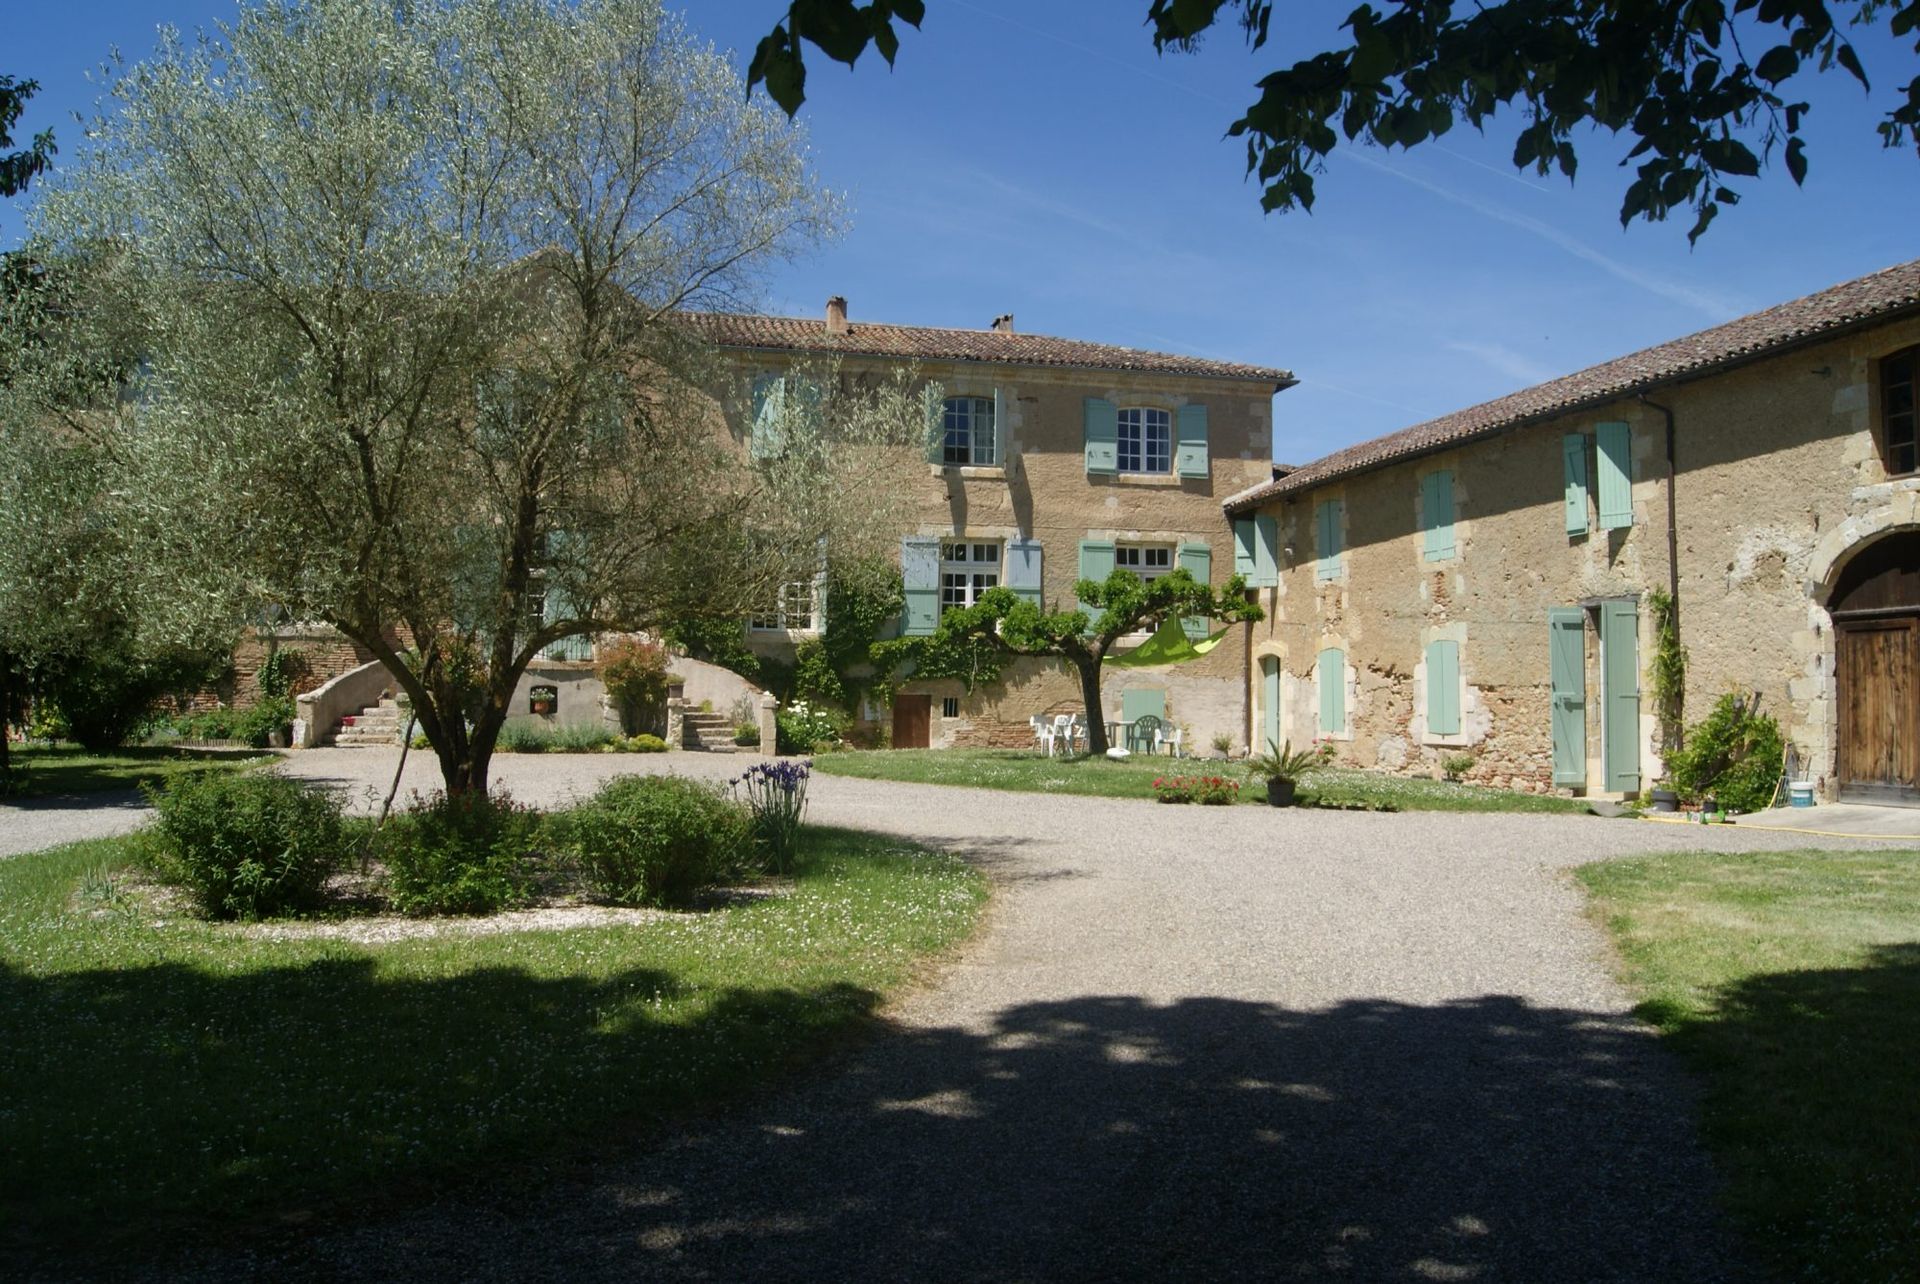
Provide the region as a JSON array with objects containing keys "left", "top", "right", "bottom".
[{"left": 1075, "top": 656, "right": 1109, "bottom": 755}]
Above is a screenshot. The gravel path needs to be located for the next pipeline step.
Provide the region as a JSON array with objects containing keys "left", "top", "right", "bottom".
[{"left": 28, "top": 749, "right": 1885, "bottom": 1281}]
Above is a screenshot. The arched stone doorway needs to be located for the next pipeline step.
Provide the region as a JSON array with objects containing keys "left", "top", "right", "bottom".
[{"left": 1828, "top": 530, "right": 1920, "bottom": 802}]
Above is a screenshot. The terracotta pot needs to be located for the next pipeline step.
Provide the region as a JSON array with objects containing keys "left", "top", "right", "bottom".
[
  {"left": 531, "top": 700, "right": 553, "bottom": 715},
  {"left": 1265, "top": 777, "right": 1296, "bottom": 807}
]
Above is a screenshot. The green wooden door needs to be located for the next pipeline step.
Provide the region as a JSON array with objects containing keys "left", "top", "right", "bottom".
[
  {"left": 1260, "top": 657, "right": 1281, "bottom": 754},
  {"left": 1599, "top": 598, "right": 1641, "bottom": 793},
  {"left": 1548, "top": 608, "right": 1586, "bottom": 788}
]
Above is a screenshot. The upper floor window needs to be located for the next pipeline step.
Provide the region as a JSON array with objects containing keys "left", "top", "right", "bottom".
[
  {"left": 1116, "top": 407, "right": 1172, "bottom": 474},
  {"left": 943, "top": 396, "right": 997, "bottom": 466},
  {"left": 1115, "top": 543, "right": 1173, "bottom": 581},
  {"left": 940, "top": 541, "right": 1001, "bottom": 614},
  {"left": 749, "top": 576, "right": 823, "bottom": 633},
  {"left": 1884, "top": 346, "right": 1917, "bottom": 477}
]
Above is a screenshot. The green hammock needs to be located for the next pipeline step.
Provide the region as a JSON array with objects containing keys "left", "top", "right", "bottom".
[{"left": 1106, "top": 616, "right": 1232, "bottom": 668}]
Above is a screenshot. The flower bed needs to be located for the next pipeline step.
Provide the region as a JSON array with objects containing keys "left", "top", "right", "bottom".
[{"left": 1151, "top": 775, "right": 1240, "bottom": 805}]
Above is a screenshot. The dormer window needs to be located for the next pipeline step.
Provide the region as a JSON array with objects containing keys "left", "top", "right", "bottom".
[{"left": 1884, "top": 346, "right": 1917, "bottom": 477}]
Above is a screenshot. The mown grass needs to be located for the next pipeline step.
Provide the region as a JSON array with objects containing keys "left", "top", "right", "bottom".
[
  {"left": 0, "top": 827, "right": 986, "bottom": 1255},
  {"left": 1, "top": 744, "right": 270, "bottom": 799},
  {"left": 813, "top": 749, "right": 1590, "bottom": 814},
  {"left": 1578, "top": 849, "right": 1920, "bottom": 1283}
]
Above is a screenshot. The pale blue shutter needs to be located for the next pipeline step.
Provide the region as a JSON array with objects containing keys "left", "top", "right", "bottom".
[
  {"left": 1426, "top": 640, "right": 1461, "bottom": 735},
  {"left": 1260, "top": 657, "right": 1282, "bottom": 754},
  {"left": 1084, "top": 398, "right": 1118, "bottom": 475},
  {"left": 1315, "top": 501, "right": 1342, "bottom": 582},
  {"left": 1600, "top": 598, "right": 1641, "bottom": 792},
  {"left": 1005, "top": 537, "right": 1043, "bottom": 606},
  {"left": 1075, "top": 539, "right": 1116, "bottom": 622},
  {"left": 751, "top": 374, "right": 785, "bottom": 460},
  {"left": 1317, "top": 647, "right": 1345, "bottom": 735},
  {"left": 1422, "top": 470, "right": 1455, "bottom": 560},
  {"left": 1176, "top": 542, "right": 1211, "bottom": 638},
  {"left": 1176, "top": 403, "right": 1209, "bottom": 478},
  {"left": 1233, "top": 519, "right": 1258, "bottom": 577},
  {"left": 1595, "top": 421, "right": 1633, "bottom": 529},
  {"left": 1563, "top": 433, "right": 1590, "bottom": 535},
  {"left": 1549, "top": 607, "right": 1587, "bottom": 787},
  {"left": 1121, "top": 688, "right": 1165, "bottom": 724},
  {"left": 901, "top": 536, "right": 940, "bottom": 635},
  {"left": 923, "top": 384, "right": 945, "bottom": 464},
  {"left": 538, "top": 531, "right": 592, "bottom": 661},
  {"left": 1255, "top": 515, "right": 1280, "bottom": 587}
]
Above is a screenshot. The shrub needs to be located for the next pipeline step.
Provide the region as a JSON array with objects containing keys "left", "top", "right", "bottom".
[
  {"left": 605, "top": 733, "right": 668, "bottom": 753},
  {"left": 565, "top": 775, "right": 750, "bottom": 906},
  {"left": 142, "top": 772, "right": 344, "bottom": 920},
  {"left": 495, "top": 720, "right": 616, "bottom": 753},
  {"left": 775, "top": 701, "right": 844, "bottom": 754},
  {"left": 42, "top": 639, "right": 222, "bottom": 750},
  {"left": 730, "top": 760, "right": 811, "bottom": 874},
  {"left": 1666, "top": 693, "right": 1786, "bottom": 813},
  {"left": 1210, "top": 732, "right": 1233, "bottom": 756},
  {"left": 597, "top": 637, "right": 672, "bottom": 734},
  {"left": 1152, "top": 775, "right": 1239, "bottom": 805},
  {"left": 1441, "top": 752, "right": 1476, "bottom": 782},
  {"left": 380, "top": 790, "right": 538, "bottom": 915},
  {"left": 175, "top": 706, "right": 241, "bottom": 742},
  {"left": 235, "top": 696, "right": 296, "bottom": 748},
  {"left": 733, "top": 722, "right": 760, "bottom": 746}
]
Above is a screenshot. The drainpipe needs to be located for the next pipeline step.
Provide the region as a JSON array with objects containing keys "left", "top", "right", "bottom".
[{"left": 1637, "top": 394, "right": 1681, "bottom": 638}]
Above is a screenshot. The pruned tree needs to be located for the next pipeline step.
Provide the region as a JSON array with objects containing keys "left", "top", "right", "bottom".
[
  {"left": 23, "top": 0, "right": 918, "bottom": 793},
  {"left": 748, "top": 0, "right": 1920, "bottom": 240},
  {"left": 929, "top": 568, "right": 1262, "bottom": 756}
]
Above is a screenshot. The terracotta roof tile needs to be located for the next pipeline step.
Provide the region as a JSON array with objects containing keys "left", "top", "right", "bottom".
[
  {"left": 1224, "top": 256, "right": 1920, "bottom": 514},
  {"left": 679, "top": 311, "right": 1294, "bottom": 387}
]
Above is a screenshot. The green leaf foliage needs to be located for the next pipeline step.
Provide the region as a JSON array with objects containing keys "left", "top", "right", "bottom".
[
  {"left": 1665, "top": 692, "right": 1786, "bottom": 812},
  {"left": 142, "top": 772, "right": 345, "bottom": 920}
]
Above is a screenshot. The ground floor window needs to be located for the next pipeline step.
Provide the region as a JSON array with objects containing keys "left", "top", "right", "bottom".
[{"left": 941, "top": 541, "right": 1002, "bottom": 614}]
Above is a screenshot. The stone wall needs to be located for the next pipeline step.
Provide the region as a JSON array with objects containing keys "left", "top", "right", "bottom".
[
  {"left": 1244, "top": 311, "right": 1920, "bottom": 797},
  {"left": 178, "top": 627, "right": 380, "bottom": 713}
]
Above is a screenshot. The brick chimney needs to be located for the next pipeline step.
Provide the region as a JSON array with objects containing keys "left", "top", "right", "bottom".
[
  {"left": 991, "top": 313, "right": 1015, "bottom": 334},
  {"left": 825, "top": 295, "right": 848, "bottom": 335}
]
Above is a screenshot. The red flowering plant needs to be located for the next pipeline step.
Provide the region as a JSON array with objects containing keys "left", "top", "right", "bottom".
[{"left": 1152, "top": 775, "right": 1239, "bottom": 805}]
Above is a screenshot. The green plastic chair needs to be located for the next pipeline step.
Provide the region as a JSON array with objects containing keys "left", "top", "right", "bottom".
[{"left": 1126, "top": 714, "right": 1164, "bottom": 755}]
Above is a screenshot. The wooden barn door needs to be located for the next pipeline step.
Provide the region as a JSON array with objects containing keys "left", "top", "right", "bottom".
[
  {"left": 891, "top": 694, "right": 932, "bottom": 750},
  {"left": 1836, "top": 618, "right": 1919, "bottom": 802}
]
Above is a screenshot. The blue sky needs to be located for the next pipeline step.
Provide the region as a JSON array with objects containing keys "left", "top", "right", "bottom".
[{"left": 6, "top": 1, "right": 1918, "bottom": 465}]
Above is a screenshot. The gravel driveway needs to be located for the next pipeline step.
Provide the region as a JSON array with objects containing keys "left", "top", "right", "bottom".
[{"left": 32, "top": 749, "right": 1879, "bottom": 1281}]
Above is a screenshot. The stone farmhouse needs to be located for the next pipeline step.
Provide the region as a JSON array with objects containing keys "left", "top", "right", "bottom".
[
  {"left": 1223, "top": 257, "right": 1920, "bottom": 803},
  {"left": 681, "top": 299, "right": 1293, "bottom": 751}
]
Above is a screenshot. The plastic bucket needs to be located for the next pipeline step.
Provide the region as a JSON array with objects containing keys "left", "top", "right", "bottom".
[{"left": 1788, "top": 781, "right": 1815, "bottom": 808}]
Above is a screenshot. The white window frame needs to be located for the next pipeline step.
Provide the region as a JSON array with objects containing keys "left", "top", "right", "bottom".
[
  {"left": 1116, "top": 407, "right": 1173, "bottom": 474},
  {"left": 1114, "top": 543, "right": 1175, "bottom": 582},
  {"left": 749, "top": 542, "right": 827, "bottom": 635},
  {"left": 943, "top": 395, "right": 997, "bottom": 467},
  {"left": 940, "top": 540, "right": 1002, "bottom": 615}
]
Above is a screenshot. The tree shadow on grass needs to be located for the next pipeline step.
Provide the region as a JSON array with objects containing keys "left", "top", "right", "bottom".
[
  {"left": 90, "top": 989, "right": 1765, "bottom": 1282},
  {"left": 0, "top": 955, "right": 880, "bottom": 1266},
  {"left": 1646, "top": 942, "right": 1920, "bottom": 1283}
]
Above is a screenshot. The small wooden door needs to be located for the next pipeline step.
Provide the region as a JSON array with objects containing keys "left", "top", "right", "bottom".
[
  {"left": 1548, "top": 608, "right": 1587, "bottom": 788},
  {"left": 1837, "top": 618, "right": 1919, "bottom": 801},
  {"left": 891, "top": 694, "right": 932, "bottom": 750},
  {"left": 1599, "top": 598, "right": 1641, "bottom": 794}
]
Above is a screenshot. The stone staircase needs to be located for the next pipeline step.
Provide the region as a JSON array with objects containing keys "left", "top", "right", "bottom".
[
  {"left": 332, "top": 695, "right": 407, "bottom": 748},
  {"left": 681, "top": 709, "right": 743, "bottom": 752}
]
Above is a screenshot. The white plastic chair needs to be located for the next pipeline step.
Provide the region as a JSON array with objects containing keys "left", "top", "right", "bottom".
[
  {"left": 1050, "top": 713, "right": 1077, "bottom": 757},
  {"left": 1160, "top": 725, "right": 1183, "bottom": 758},
  {"left": 1029, "top": 715, "right": 1051, "bottom": 754}
]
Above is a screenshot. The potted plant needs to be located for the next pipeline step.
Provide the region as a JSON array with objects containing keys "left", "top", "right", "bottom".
[
  {"left": 529, "top": 684, "right": 558, "bottom": 716},
  {"left": 1247, "top": 738, "right": 1319, "bottom": 807},
  {"left": 1647, "top": 781, "right": 1680, "bottom": 812}
]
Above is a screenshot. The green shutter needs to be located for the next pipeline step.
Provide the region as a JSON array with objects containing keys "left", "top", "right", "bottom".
[
  {"left": 1422, "top": 470, "right": 1455, "bottom": 561},
  {"left": 1176, "top": 403, "right": 1209, "bottom": 478},
  {"left": 1084, "top": 398, "right": 1118, "bottom": 475},
  {"left": 1600, "top": 598, "right": 1641, "bottom": 792},
  {"left": 1075, "top": 539, "right": 1116, "bottom": 622},
  {"left": 1121, "top": 688, "right": 1166, "bottom": 724},
  {"left": 538, "top": 531, "right": 593, "bottom": 662},
  {"left": 1563, "top": 433, "right": 1590, "bottom": 535},
  {"left": 751, "top": 374, "right": 786, "bottom": 460},
  {"left": 1315, "top": 501, "right": 1342, "bottom": 582},
  {"left": 1317, "top": 647, "right": 1345, "bottom": 735},
  {"left": 1005, "top": 537, "right": 1043, "bottom": 606},
  {"left": 1426, "top": 639, "right": 1461, "bottom": 735},
  {"left": 1233, "top": 519, "right": 1257, "bottom": 577},
  {"left": 1254, "top": 515, "right": 1279, "bottom": 587},
  {"left": 1177, "top": 542, "right": 1211, "bottom": 638},
  {"left": 1595, "top": 421, "right": 1633, "bottom": 529},
  {"left": 1260, "top": 657, "right": 1282, "bottom": 754},
  {"left": 923, "top": 384, "right": 945, "bottom": 464},
  {"left": 1549, "top": 607, "right": 1587, "bottom": 787},
  {"left": 901, "top": 536, "right": 940, "bottom": 636}
]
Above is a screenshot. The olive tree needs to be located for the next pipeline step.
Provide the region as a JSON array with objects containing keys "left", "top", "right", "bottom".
[{"left": 25, "top": 0, "right": 915, "bottom": 793}]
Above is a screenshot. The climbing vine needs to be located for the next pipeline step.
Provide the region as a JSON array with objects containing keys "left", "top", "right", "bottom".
[{"left": 1647, "top": 588, "right": 1687, "bottom": 749}]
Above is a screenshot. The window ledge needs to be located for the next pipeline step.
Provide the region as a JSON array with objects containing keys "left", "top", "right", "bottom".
[
  {"left": 747, "top": 628, "right": 822, "bottom": 641},
  {"left": 1103, "top": 472, "right": 1186, "bottom": 488},
  {"left": 931, "top": 464, "right": 1007, "bottom": 481}
]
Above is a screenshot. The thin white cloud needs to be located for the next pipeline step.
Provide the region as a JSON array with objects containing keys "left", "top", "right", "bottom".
[{"left": 1444, "top": 339, "right": 1561, "bottom": 387}]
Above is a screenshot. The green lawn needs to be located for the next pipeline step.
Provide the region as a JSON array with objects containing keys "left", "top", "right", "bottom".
[
  {"left": 1578, "top": 850, "right": 1920, "bottom": 1283},
  {"left": 0, "top": 827, "right": 985, "bottom": 1256},
  {"left": 813, "top": 749, "right": 1591, "bottom": 814},
  {"left": 1, "top": 744, "right": 270, "bottom": 799}
]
